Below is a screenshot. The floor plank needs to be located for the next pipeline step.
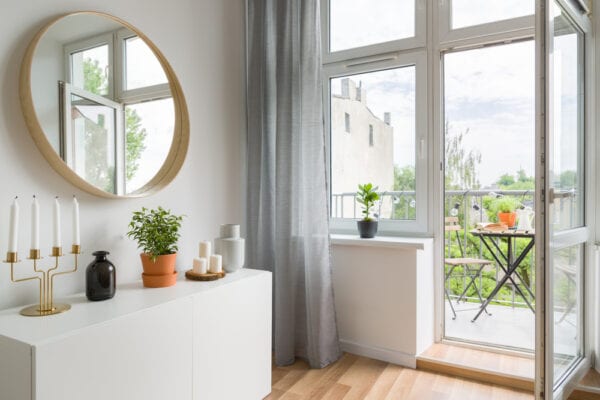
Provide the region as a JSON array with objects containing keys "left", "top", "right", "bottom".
[{"left": 267, "top": 352, "right": 533, "bottom": 399}]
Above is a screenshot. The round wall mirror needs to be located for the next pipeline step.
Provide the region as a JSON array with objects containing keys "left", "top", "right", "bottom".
[{"left": 20, "top": 11, "right": 189, "bottom": 198}]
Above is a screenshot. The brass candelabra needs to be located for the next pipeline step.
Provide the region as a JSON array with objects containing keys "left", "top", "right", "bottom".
[{"left": 4, "top": 244, "right": 81, "bottom": 316}]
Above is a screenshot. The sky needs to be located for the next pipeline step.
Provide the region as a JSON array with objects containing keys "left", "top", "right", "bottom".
[{"left": 329, "top": 0, "right": 579, "bottom": 188}]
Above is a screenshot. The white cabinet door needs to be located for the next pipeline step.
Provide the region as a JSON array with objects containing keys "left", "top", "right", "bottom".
[
  {"left": 193, "top": 273, "right": 272, "bottom": 400},
  {"left": 34, "top": 298, "right": 194, "bottom": 400}
]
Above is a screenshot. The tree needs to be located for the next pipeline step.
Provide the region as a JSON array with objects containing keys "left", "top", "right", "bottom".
[
  {"left": 445, "top": 123, "right": 481, "bottom": 190},
  {"left": 81, "top": 57, "right": 147, "bottom": 186},
  {"left": 125, "top": 107, "right": 147, "bottom": 181},
  {"left": 83, "top": 59, "right": 108, "bottom": 95}
]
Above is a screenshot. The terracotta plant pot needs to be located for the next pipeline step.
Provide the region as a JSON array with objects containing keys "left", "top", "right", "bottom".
[
  {"left": 140, "top": 253, "right": 177, "bottom": 288},
  {"left": 497, "top": 212, "right": 517, "bottom": 228}
]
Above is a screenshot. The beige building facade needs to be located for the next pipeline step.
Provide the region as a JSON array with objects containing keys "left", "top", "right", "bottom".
[{"left": 331, "top": 78, "right": 394, "bottom": 218}]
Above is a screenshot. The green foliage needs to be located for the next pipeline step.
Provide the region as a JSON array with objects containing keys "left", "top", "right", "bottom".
[
  {"left": 496, "top": 168, "right": 535, "bottom": 190},
  {"left": 356, "top": 183, "right": 380, "bottom": 221},
  {"left": 127, "top": 207, "right": 184, "bottom": 261},
  {"left": 83, "top": 58, "right": 108, "bottom": 95},
  {"left": 125, "top": 108, "right": 148, "bottom": 181},
  {"left": 490, "top": 196, "right": 520, "bottom": 214},
  {"left": 558, "top": 170, "right": 577, "bottom": 189},
  {"left": 393, "top": 166, "right": 416, "bottom": 220}
]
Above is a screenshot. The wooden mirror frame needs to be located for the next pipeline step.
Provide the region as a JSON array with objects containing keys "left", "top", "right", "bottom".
[{"left": 19, "top": 11, "right": 189, "bottom": 198}]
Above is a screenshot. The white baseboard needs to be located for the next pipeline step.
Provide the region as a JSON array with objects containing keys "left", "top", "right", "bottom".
[{"left": 339, "top": 339, "right": 416, "bottom": 368}]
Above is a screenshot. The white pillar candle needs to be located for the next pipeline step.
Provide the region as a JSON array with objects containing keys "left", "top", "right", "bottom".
[
  {"left": 31, "top": 196, "right": 39, "bottom": 250},
  {"left": 8, "top": 197, "right": 19, "bottom": 253},
  {"left": 52, "top": 197, "right": 61, "bottom": 248},
  {"left": 193, "top": 257, "right": 208, "bottom": 274},
  {"left": 209, "top": 254, "right": 222, "bottom": 273},
  {"left": 199, "top": 240, "right": 211, "bottom": 259},
  {"left": 72, "top": 196, "right": 80, "bottom": 245}
]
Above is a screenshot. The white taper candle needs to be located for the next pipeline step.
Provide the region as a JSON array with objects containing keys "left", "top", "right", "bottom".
[
  {"left": 31, "top": 195, "right": 39, "bottom": 250},
  {"left": 8, "top": 197, "right": 19, "bottom": 253},
  {"left": 53, "top": 197, "right": 61, "bottom": 248},
  {"left": 72, "top": 196, "right": 80, "bottom": 245}
]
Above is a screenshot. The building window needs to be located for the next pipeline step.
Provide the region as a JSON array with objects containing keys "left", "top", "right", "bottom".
[
  {"left": 344, "top": 112, "right": 351, "bottom": 133},
  {"left": 369, "top": 124, "right": 374, "bottom": 147}
]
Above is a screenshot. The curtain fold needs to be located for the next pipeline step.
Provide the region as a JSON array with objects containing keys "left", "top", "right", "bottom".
[{"left": 246, "top": 0, "right": 341, "bottom": 368}]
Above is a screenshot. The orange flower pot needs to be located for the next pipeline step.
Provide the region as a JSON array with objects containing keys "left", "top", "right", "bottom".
[
  {"left": 140, "top": 253, "right": 177, "bottom": 288},
  {"left": 497, "top": 212, "right": 517, "bottom": 228}
]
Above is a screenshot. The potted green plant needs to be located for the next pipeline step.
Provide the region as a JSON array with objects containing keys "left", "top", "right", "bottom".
[
  {"left": 490, "top": 197, "right": 520, "bottom": 228},
  {"left": 356, "top": 183, "right": 380, "bottom": 238},
  {"left": 127, "top": 206, "right": 184, "bottom": 288}
]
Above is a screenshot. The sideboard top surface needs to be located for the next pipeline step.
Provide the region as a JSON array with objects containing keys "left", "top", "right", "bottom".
[{"left": 0, "top": 268, "right": 269, "bottom": 346}]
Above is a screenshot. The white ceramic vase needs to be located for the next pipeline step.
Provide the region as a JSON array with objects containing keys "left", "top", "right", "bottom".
[{"left": 215, "top": 224, "right": 245, "bottom": 273}]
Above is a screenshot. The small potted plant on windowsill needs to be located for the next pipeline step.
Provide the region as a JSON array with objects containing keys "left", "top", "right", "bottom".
[
  {"left": 127, "top": 206, "right": 184, "bottom": 288},
  {"left": 490, "top": 197, "right": 520, "bottom": 228},
  {"left": 356, "top": 183, "right": 380, "bottom": 238}
]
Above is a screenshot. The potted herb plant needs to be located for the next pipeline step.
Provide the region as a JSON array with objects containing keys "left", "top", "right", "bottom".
[
  {"left": 127, "top": 206, "right": 184, "bottom": 288},
  {"left": 356, "top": 183, "right": 380, "bottom": 238},
  {"left": 490, "top": 197, "right": 520, "bottom": 228}
]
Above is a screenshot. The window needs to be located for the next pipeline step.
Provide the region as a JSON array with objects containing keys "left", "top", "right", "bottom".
[
  {"left": 324, "top": 0, "right": 428, "bottom": 233},
  {"left": 63, "top": 29, "right": 173, "bottom": 195},
  {"left": 451, "top": 0, "right": 534, "bottom": 29},
  {"left": 344, "top": 112, "right": 351, "bottom": 133},
  {"left": 329, "top": 0, "right": 415, "bottom": 52}
]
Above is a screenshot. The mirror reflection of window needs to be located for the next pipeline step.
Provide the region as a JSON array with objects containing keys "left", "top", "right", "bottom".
[
  {"left": 70, "top": 94, "right": 116, "bottom": 193},
  {"left": 125, "top": 98, "right": 174, "bottom": 192},
  {"left": 71, "top": 45, "right": 109, "bottom": 96},
  {"left": 124, "top": 36, "right": 168, "bottom": 90}
]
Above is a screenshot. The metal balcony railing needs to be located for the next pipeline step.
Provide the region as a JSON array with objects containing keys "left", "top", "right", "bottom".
[{"left": 332, "top": 188, "right": 579, "bottom": 309}]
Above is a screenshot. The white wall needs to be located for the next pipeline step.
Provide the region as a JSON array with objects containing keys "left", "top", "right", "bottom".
[
  {"left": 331, "top": 238, "right": 434, "bottom": 367},
  {"left": 0, "top": 0, "right": 245, "bottom": 309}
]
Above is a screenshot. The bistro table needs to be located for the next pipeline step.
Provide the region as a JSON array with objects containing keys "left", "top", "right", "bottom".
[{"left": 469, "top": 226, "right": 535, "bottom": 322}]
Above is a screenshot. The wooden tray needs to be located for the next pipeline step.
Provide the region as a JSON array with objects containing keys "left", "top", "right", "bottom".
[{"left": 185, "top": 269, "right": 226, "bottom": 281}]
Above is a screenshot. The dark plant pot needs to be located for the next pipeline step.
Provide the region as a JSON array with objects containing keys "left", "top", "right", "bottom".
[
  {"left": 86, "top": 251, "right": 116, "bottom": 301},
  {"left": 357, "top": 220, "right": 378, "bottom": 238}
]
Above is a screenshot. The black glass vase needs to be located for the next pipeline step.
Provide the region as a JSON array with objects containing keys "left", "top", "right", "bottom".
[{"left": 86, "top": 251, "right": 116, "bottom": 301}]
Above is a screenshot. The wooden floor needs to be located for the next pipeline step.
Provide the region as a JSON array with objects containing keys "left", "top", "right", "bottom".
[
  {"left": 417, "top": 343, "right": 534, "bottom": 391},
  {"left": 267, "top": 353, "right": 533, "bottom": 400}
]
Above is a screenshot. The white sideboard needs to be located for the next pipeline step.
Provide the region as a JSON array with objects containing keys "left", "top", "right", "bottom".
[{"left": 0, "top": 269, "right": 272, "bottom": 400}]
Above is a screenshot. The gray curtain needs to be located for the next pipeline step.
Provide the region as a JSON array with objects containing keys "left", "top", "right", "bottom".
[{"left": 246, "top": 0, "right": 341, "bottom": 368}]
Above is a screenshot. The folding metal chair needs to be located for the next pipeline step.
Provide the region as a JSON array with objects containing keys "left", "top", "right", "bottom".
[{"left": 444, "top": 217, "right": 492, "bottom": 320}]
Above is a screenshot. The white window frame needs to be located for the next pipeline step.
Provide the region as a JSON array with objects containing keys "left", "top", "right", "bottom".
[
  {"left": 64, "top": 33, "right": 114, "bottom": 100},
  {"left": 322, "top": 0, "right": 427, "bottom": 64},
  {"left": 323, "top": 51, "right": 429, "bottom": 235},
  {"left": 438, "top": 0, "right": 534, "bottom": 46}
]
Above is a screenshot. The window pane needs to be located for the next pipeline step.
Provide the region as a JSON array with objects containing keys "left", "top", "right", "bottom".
[
  {"left": 452, "top": 0, "right": 534, "bottom": 29},
  {"left": 330, "top": 0, "right": 415, "bottom": 52},
  {"left": 70, "top": 45, "right": 109, "bottom": 96},
  {"left": 125, "top": 36, "right": 168, "bottom": 90},
  {"left": 125, "top": 98, "right": 174, "bottom": 193},
  {"left": 330, "top": 67, "right": 416, "bottom": 220},
  {"left": 551, "top": 4, "right": 584, "bottom": 231},
  {"left": 552, "top": 244, "right": 583, "bottom": 383},
  {"left": 445, "top": 41, "right": 535, "bottom": 194},
  {"left": 70, "top": 94, "right": 116, "bottom": 193}
]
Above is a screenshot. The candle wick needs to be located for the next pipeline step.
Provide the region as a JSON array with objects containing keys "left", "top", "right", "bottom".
[{"left": 14, "top": 196, "right": 18, "bottom": 199}]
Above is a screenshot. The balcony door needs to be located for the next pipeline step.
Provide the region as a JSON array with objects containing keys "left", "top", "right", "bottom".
[{"left": 537, "top": 0, "right": 590, "bottom": 398}]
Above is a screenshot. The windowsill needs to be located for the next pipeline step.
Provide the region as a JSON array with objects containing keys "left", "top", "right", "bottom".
[{"left": 330, "top": 234, "right": 432, "bottom": 250}]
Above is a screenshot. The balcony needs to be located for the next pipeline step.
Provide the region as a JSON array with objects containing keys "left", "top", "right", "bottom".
[{"left": 332, "top": 189, "right": 579, "bottom": 355}]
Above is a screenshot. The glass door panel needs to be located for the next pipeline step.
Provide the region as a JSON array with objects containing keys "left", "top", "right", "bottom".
[{"left": 544, "top": 0, "right": 586, "bottom": 395}]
